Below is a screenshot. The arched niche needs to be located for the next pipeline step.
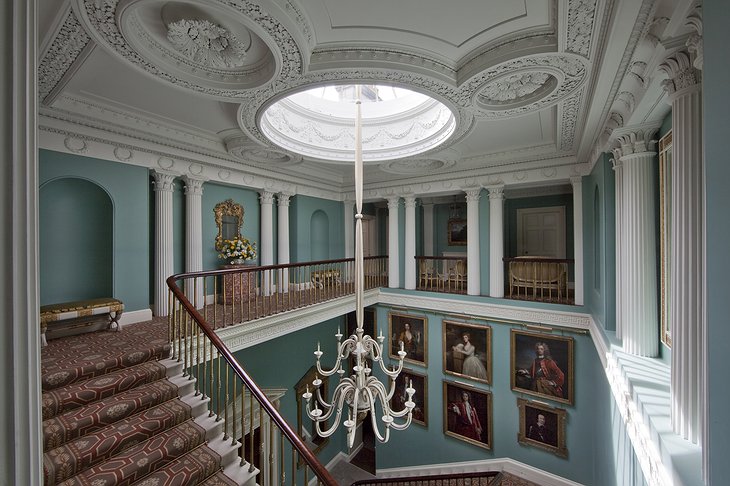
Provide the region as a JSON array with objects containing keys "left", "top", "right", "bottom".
[
  {"left": 39, "top": 177, "right": 114, "bottom": 304},
  {"left": 310, "top": 210, "right": 330, "bottom": 261}
]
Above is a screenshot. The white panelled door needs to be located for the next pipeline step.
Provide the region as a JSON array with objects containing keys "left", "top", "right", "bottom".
[{"left": 516, "top": 206, "right": 566, "bottom": 258}]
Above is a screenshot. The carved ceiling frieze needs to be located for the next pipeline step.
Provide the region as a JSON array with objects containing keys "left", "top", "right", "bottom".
[
  {"left": 167, "top": 19, "right": 248, "bottom": 69},
  {"left": 565, "top": 0, "right": 599, "bottom": 58}
]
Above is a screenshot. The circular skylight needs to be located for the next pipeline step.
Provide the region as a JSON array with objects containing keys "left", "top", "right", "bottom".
[{"left": 259, "top": 84, "right": 457, "bottom": 163}]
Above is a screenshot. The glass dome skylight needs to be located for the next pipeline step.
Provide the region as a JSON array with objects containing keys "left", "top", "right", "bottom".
[{"left": 259, "top": 84, "right": 456, "bottom": 163}]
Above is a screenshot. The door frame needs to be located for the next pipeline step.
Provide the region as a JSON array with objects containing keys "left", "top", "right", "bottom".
[{"left": 516, "top": 206, "right": 566, "bottom": 258}]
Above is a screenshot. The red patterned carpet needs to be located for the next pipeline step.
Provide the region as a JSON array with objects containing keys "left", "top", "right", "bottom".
[{"left": 40, "top": 319, "right": 244, "bottom": 486}]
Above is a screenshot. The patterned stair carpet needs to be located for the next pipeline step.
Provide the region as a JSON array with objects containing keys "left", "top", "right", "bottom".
[{"left": 41, "top": 319, "right": 245, "bottom": 486}]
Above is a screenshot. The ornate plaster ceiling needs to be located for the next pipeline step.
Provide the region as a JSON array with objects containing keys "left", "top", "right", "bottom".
[{"left": 36, "top": 0, "right": 687, "bottom": 196}]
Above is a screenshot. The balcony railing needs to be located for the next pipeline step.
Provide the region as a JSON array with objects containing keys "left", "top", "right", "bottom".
[
  {"left": 503, "top": 256, "right": 574, "bottom": 304},
  {"left": 178, "top": 256, "right": 388, "bottom": 330},
  {"left": 415, "top": 256, "right": 468, "bottom": 294}
]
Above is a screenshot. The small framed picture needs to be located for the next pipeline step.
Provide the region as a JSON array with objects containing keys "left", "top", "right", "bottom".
[
  {"left": 443, "top": 381, "right": 492, "bottom": 450},
  {"left": 511, "top": 329, "right": 574, "bottom": 405},
  {"left": 443, "top": 321, "right": 491, "bottom": 384},
  {"left": 389, "top": 312, "right": 427, "bottom": 366},
  {"left": 390, "top": 368, "right": 428, "bottom": 426},
  {"left": 517, "top": 398, "right": 567, "bottom": 457},
  {"left": 448, "top": 219, "right": 467, "bottom": 246}
]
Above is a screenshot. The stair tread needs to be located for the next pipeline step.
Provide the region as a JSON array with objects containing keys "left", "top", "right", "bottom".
[
  {"left": 43, "top": 378, "right": 180, "bottom": 451},
  {"left": 42, "top": 360, "right": 169, "bottom": 420},
  {"left": 44, "top": 399, "right": 193, "bottom": 486},
  {"left": 129, "top": 445, "right": 223, "bottom": 486},
  {"left": 199, "top": 471, "right": 239, "bottom": 486},
  {"left": 57, "top": 419, "right": 208, "bottom": 486}
]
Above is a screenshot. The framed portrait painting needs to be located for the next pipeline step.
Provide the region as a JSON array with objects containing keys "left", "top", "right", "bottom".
[
  {"left": 442, "top": 321, "right": 491, "bottom": 384},
  {"left": 390, "top": 368, "right": 427, "bottom": 426},
  {"left": 443, "top": 381, "right": 492, "bottom": 449},
  {"left": 448, "top": 219, "right": 467, "bottom": 246},
  {"left": 389, "top": 312, "right": 427, "bottom": 366},
  {"left": 511, "top": 330, "right": 574, "bottom": 405},
  {"left": 517, "top": 398, "right": 567, "bottom": 457}
]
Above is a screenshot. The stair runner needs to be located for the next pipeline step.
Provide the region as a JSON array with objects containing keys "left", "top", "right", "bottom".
[{"left": 41, "top": 320, "right": 246, "bottom": 486}]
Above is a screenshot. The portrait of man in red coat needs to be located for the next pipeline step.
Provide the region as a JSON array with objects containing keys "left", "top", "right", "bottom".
[
  {"left": 517, "top": 341, "right": 565, "bottom": 398},
  {"left": 448, "top": 390, "right": 482, "bottom": 441}
]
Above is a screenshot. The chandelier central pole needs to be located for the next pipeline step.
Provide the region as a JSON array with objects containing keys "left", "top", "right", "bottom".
[{"left": 303, "top": 85, "right": 415, "bottom": 449}]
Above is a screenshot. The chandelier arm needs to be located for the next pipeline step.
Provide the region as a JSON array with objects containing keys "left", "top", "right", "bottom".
[
  {"left": 314, "top": 378, "right": 353, "bottom": 412},
  {"left": 312, "top": 384, "right": 352, "bottom": 438}
]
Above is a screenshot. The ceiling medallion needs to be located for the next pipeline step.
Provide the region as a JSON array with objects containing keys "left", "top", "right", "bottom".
[
  {"left": 167, "top": 19, "right": 247, "bottom": 69},
  {"left": 479, "top": 72, "right": 555, "bottom": 105}
]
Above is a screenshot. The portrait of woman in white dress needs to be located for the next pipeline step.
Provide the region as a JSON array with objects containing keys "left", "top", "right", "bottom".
[{"left": 443, "top": 321, "right": 491, "bottom": 384}]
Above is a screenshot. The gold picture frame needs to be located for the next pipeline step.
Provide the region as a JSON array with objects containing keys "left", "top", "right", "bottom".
[
  {"left": 443, "top": 320, "right": 491, "bottom": 384},
  {"left": 443, "top": 380, "right": 492, "bottom": 450},
  {"left": 214, "top": 199, "right": 244, "bottom": 251},
  {"left": 511, "top": 329, "right": 574, "bottom": 405},
  {"left": 389, "top": 312, "right": 427, "bottom": 366},
  {"left": 390, "top": 368, "right": 428, "bottom": 427},
  {"left": 517, "top": 398, "right": 568, "bottom": 458},
  {"left": 447, "top": 219, "right": 467, "bottom": 246}
]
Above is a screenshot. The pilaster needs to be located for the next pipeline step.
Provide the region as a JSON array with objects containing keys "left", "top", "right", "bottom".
[
  {"left": 387, "top": 196, "right": 400, "bottom": 288},
  {"left": 182, "top": 176, "right": 205, "bottom": 307},
  {"left": 464, "top": 188, "right": 481, "bottom": 296},
  {"left": 570, "top": 176, "right": 584, "bottom": 306},
  {"left": 259, "top": 191, "right": 275, "bottom": 295},
  {"left": 404, "top": 195, "right": 417, "bottom": 290},
  {"left": 421, "top": 201, "right": 435, "bottom": 257},
  {"left": 611, "top": 157, "right": 625, "bottom": 340},
  {"left": 152, "top": 171, "right": 176, "bottom": 316},
  {"left": 277, "top": 193, "right": 292, "bottom": 293},
  {"left": 488, "top": 186, "right": 504, "bottom": 298}
]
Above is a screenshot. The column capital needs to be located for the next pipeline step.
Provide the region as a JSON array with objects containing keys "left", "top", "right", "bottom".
[
  {"left": 610, "top": 156, "right": 622, "bottom": 171},
  {"left": 152, "top": 170, "right": 176, "bottom": 193},
  {"left": 182, "top": 175, "right": 205, "bottom": 196},
  {"left": 277, "top": 192, "right": 292, "bottom": 207},
  {"left": 613, "top": 127, "right": 659, "bottom": 159},
  {"left": 403, "top": 195, "right": 417, "bottom": 208},
  {"left": 487, "top": 186, "right": 504, "bottom": 200},
  {"left": 259, "top": 190, "right": 275, "bottom": 205},
  {"left": 386, "top": 196, "right": 400, "bottom": 209},
  {"left": 685, "top": 3, "right": 703, "bottom": 70},
  {"left": 659, "top": 50, "right": 701, "bottom": 96},
  {"left": 463, "top": 187, "right": 481, "bottom": 202},
  {"left": 570, "top": 176, "right": 583, "bottom": 186}
]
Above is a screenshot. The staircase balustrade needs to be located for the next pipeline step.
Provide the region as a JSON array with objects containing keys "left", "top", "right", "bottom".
[
  {"left": 352, "top": 470, "right": 503, "bottom": 486},
  {"left": 503, "top": 256, "right": 575, "bottom": 305},
  {"left": 415, "top": 256, "right": 468, "bottom": 294}
]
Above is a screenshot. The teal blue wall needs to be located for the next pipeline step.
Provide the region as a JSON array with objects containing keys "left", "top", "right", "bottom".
[
  {"left": 704, "top": 2, "right": 730, "bottom": 483},
  {"left": 373, "top": 304, "right": 598, "bottom": 484},
  {"left": 290, "top": 195, "right": 343, "bottom": 263},
  {"left": 201, "top": 183, "right": 261, "bottom": 270},
  {"left": 434, "top": 202, "right": 467, "bottom": 256},
  {"left": 234, "top": 317, "right": 347, "bottom": 477},
  {"left": 39, "top": 149, "right": 150, "bottom": 311},
  {"left": 584, "top": 153, "right": 616, "bottom": 330},
  {"left": 40, "top": 178, "right": 113, "bottom": 305}
]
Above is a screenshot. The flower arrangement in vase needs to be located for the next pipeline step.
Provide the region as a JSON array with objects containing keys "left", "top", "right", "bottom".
[{"left": 218, "top": 237, "right": 257, "bottom": 265}]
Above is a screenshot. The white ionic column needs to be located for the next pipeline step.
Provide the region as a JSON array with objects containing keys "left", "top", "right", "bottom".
[
  {"left": 259, "top": 191, "right": 275, "bottom": 296},
  {"left": 277, "top": 193, "right": 291, "bottom": 294},
  {"left": 613, "top": 129, "right": 659, "bottom": 356},
  {"left": 488, "top": 186, "right": 504, "bottom": 298},
  {"left": 387, "top": 196, "right": 400, "bottom": 288},
  {"left": 404, "top": 196, "right": 417, "bottom": 290},
  {"left": 612, "top": 158, "right": 625, "bottom": 339},
  {"left": 571, "top": 177, "right": 585, "bottom": 306},
  {"left": 152, "top": 171, "right": 176, "bottom": 316},
  {"left": 344, "top": 200, "right": 354, "bottom": 259},
  {"left": 465, "top": 188, "right": 481, "bottom": 296},
  {"left": 660, "top": 51, "right": 704, "bottom": 444},
  {"left": 183, "top": 176, "right": 205, "bottom": 308},
  {"left": 422, "top": 200, "right": 434, "bottom": 256}
]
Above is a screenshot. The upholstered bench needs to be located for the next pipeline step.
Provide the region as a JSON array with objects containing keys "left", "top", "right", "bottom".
[
  {"left": 311, "top": 269, "right": 342, "bottom": 289},
  {"left": 40, "top": 298, "right": 124, "bottom": 347}
]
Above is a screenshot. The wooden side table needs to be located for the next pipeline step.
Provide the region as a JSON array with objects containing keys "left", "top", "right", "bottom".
[{"left": 218, "top": 264, "right": 255, "bottom": 304}]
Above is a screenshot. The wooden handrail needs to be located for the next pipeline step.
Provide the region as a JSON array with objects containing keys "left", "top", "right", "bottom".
[
  {"left": 503, "top": 256, "right": 574, "bottom": 264},
  {"left": 415, "top": 255, "right": 467, "bottom": 261},
  {"left": 351, "top": 470, "right": 502, "bottom": 486},
  {"left": 166, "top": 274, "right": 338, "bottom": 486}
]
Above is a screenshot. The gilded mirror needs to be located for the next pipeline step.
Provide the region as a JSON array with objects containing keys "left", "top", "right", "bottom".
[{"left": 214, "top": 199, "right": 244, "bottom": 250}]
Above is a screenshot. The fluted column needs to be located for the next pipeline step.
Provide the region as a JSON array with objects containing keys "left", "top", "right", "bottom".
[
  {"left": 404, "top": 196, "right": 417, "bottom": 290},
  {"left": 277, "top": 193, "right": 291, "bottom": 294},
  {"left": 488, "top": 186, "right": 505, "bottom": 298},
  {"left": 387, "top": 196, "right": 400, "bottom": 288},
  {"left": 612, "top": 158, "right": 625, "bottom": 339},
  {"left": 660, "top": 51, "right": 704, "bottom": 444},
  {"left": 152, "top": 171, "right": 176, "bottom": 316},
  {"left": 259, "top": 191, "right": 275, "bottom": 296},
  {"left": 344, "top": 200, "right": 354, "bottom": 259},
  {"left": 422, "top": 200, "right": 434, "bottom": 256},
  {"left": 465, "top": 188, "right": 481, "bottom": 296},
  {"left": 613, "top": 128, "right": 660, "bottom": 356},
  {"left": 571, "top": 177, "right": 585, "bottom": 306},
  {"left": 183, "top": 176, "right": 205, "bottom": 308}
]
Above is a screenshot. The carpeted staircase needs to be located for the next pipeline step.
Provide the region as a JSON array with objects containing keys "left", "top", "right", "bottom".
[{"left": 41, "top": 320, "right": 255, "bottom": 486}]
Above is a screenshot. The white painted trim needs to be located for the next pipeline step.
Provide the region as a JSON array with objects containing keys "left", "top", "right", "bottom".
[
  {"left": 516, "top": 205, "right": 567, "bottom": 258},
  {"left": 377, "top": 457, "right": 584, "bottom": 486},
  {"left": 118, "top": 308, "right": 153, "bottom": 327}
]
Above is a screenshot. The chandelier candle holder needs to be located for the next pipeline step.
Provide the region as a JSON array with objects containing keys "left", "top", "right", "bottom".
[{"left": 303, "top": 86, "right": 415, "bottom": 449}]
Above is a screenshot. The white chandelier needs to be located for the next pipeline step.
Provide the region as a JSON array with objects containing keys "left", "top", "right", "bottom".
[{"left": 303, "top": 86, "right": 415, "bottom": 448}]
